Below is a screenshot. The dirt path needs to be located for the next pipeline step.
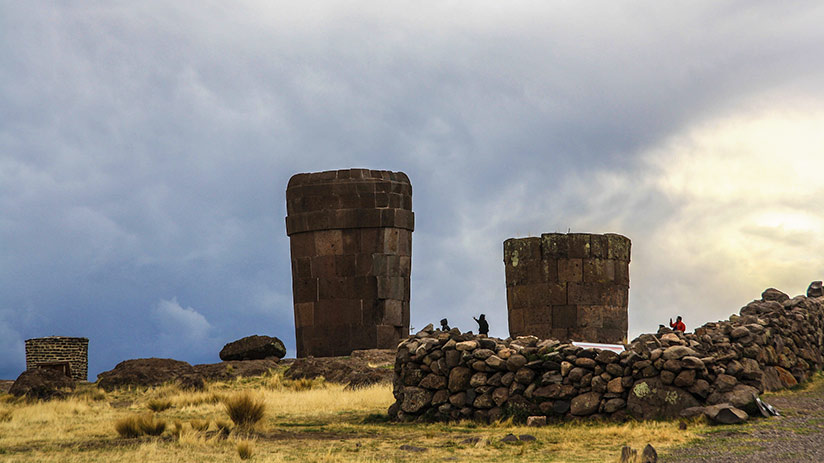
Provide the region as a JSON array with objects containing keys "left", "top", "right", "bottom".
[{"left": 661, "top": 385, "right": 824, "bottom": 463}]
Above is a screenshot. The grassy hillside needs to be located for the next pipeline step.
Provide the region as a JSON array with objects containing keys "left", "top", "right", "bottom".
[{"left": 0, "top": 369, "right": 700, "bottom": 462}]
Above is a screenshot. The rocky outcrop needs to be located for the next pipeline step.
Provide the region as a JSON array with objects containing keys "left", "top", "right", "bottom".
[
  {"left": 219, "top": 335, "right": 286, "bottom": 361},
  {"left": 96, "top": 358, "right": 204, "bottom": 391},
  {"left": 389, "top": 283, "right": 824, "bottom": 422},
  {"left": 284, "top": 349, "right": 395, "bottom": 389},
  {"left": 9, "top": 368, "right": 76, "bottom": 399}
]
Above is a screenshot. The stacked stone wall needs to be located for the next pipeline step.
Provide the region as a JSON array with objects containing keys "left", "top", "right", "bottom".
[
  {"left": 25, "top": 337, "right": 89, "bottom": 381},
  {"left": 504, "top": 233, "right": 630, "bottom": 343},
  {"left": 389, "top": 284, "right": 824, "bottom": 423},
  {"left": 286, "top": 168, "right": 413, "bottom": 357}
]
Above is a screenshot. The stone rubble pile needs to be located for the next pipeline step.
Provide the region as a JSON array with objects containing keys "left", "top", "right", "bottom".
[{"left": 389, "top": 282, "right": 824, "bottom": 422}]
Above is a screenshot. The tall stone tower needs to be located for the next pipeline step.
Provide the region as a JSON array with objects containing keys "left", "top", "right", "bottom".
[
  {"left": 503, "top": 233, "right": 630, "bottom": 344},
  {"left": 286, "top": 169, "right": 413, "bottom": 357}
]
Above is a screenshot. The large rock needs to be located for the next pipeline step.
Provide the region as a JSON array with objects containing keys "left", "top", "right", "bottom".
[
  {"left": 761, "top": 288, "right": 789, "bottom": 302},
  {"left": 808, "top": 281, "right": 823, "bottom": 298},
  {"left": 627, "top": 378, "right": 700, "bottom": 420},
  {"left": 193, "top": 359, "right": 279, "bottom": 382},
  {"left": 705, "top": 403, "right": 748, "bottom": 424},
  {"left": 96, "top": 358, "right": 203, "bottom": 391},
  {"left": 219, "top": 335, "right": 286, "bottom": 361},
  {"left": 570, "top": 392, "right": 601, "bottom": 416},
  {"left": 9, "top": 368, "right": 76, "bottom": 399}
]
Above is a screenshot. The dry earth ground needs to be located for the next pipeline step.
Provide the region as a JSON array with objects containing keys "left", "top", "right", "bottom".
[{"left": 661, "top": 372, "right": 824, "bottom": 462}]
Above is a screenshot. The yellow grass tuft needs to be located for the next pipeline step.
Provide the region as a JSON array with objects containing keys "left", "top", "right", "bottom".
[
  {"left": 223, "top": 392, "right": 266, "bottom": 430},
  {"left": 236, "top": 438, "right": 255, "bottom": 460},
  {"left": 115, "top": 414, "right": 167, "bottom": 438},
  {"left": 147, "top": 398, "right": 173, "bottom": 412}
]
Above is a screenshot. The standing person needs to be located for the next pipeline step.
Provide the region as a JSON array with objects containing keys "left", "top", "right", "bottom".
[
  {"left": 473, "top": 314, "right": 489, "bottom": 336},
  {"left": 670, "top": 316, "right": 686, "bottom": 332},
  {"left": 440, "top": 318, "right": 450, "bottom": 331}
]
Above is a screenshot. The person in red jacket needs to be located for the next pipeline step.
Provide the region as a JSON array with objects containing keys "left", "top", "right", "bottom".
[{"left": 670, "top": 316, "right": 686, "bottom": 332}]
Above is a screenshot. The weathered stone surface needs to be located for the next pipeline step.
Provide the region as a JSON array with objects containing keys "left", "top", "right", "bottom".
[
  {"left": 808, "top": 281, "right": 823, "bottom": 298},
  {"left": 10, "top": 368, "right": 76, "bottom": 399},
  {"left": 570, "top": 392, "right": 602, "bottom": 416},
  {"left": 219, "top": 335, "right": 286, "bottom": 361},
  {"left": 705, "top": 403, "right": 748, "bottom": 424},
  {"left": 627, "top": 378, "right": 699, "bottom": 420},
  {"left": 284, "top": 351, "right": 394, "bottom": 389},
  {"left": 401, "top": 387, "right": 432, "bottom": 413},
  {"left": 286, "top": 169, "right": 413, "bottom": 357},
  {"left": 662, "top": 346, "right": 698, "bottom": 361},
  {"left": 25, "top": 337, "right": 89, "bottom": 381},
  {"left": 504, "top": 233, "right": 629, "bottom": 343},
  {"left": 762, "top": 288, "right": 789, "bottom": 302},
  {"left": 97, "top": 358, "right": 203, "bottom": 391},
  {"left": 448, "top": 367, "right": 471, "bottom": 392}
]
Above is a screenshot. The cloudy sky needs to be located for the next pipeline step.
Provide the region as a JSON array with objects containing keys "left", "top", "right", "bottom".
[{"left": 2, "top": 1, "right": 823, "bottom": 380}]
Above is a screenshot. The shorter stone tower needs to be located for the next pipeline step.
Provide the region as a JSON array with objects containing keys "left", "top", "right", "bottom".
[
  {"left": 25, "top": 336, "right": 89, "bottom": 381},
  {"left": 286, "top": 168, "right": 413, "bottom": 357},
  {"left": 503, "top": 233, "right": 630, "bottom": 343}
]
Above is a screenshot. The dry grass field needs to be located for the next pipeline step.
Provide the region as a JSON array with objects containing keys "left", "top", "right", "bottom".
[{"left": 0, "top": 369, "right": 704, "bottom": 463}]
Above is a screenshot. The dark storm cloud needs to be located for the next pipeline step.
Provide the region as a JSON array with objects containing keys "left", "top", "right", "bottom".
[{"left": 2, "top": 1, "right": 823, "bottom": 379}]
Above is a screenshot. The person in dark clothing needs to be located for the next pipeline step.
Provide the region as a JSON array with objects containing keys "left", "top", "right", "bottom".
[
  {"left": 670, "top": 316, "right": 686, "bottom": 332},
  {"left": 440, "top": 318, "right": 450, "bottom": 331},
  {"left": 473, "top": 314, "right": 489, "bottom": 336}
]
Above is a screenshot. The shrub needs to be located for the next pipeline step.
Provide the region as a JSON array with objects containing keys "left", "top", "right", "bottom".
[
  {"left": 114, "top": 414, "right": 167, "bottom": 438},
  {"left": 223, "top": 393, "right": 266, "bottom": 430},
  {"left": 215, "top": 420, "right": 232, "bottom": 436},
  {"left": 147, "top": 399, "right": 172, "bottom": 412},
  {"left": 236, "top": 439, "right": 255, "bottom": 460},
  {"left": 115, "top": 416, "right": 143, "bottom": 438},
  {"left": 139, "top": 415, "right": 166, "bottom": 436}
]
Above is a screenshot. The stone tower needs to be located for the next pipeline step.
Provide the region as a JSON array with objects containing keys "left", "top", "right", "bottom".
[
  {"left": 285, "top": 168, "right": 413, "bottom": 357},
  {"left": 503, "top": 233, "right": 630, "bottom": 343}
]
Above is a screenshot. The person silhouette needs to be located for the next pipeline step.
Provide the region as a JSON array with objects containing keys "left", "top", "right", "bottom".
[
  {"left": 440, "top": 318, "right": 450, "bottom": 331},
  {"left": 473, "top": 314, "right": 489, "bottom": 336},
  {"left": 669, "top": 316, "right": 685, "bottom": 332}
]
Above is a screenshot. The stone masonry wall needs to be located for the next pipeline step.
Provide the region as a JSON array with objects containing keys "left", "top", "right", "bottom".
[
  {"left": 389, "top": 283, "right": 824, "bottom": 423},
  {"left": 25, "top": 337, "right": 89, "bottom": 381},
  {"left": 504, "top": 233, "right": 630, "bottom": 343},
  {"left": 286, "top": 168, "right": 413, "bottom": 357}
]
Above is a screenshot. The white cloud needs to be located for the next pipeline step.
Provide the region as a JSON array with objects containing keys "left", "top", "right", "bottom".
[{"left": 152, "top": 298, "right": 214, "bottom": 357}]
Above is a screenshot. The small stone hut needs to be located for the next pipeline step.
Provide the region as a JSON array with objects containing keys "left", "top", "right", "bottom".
[
  {"left": 25, "top": 336, "right": 89, "bottom": 381},
  {"left": 504, "top": 233, "right": 630, "bottom": 343},
  {"left": 285, "top": 168, "right": 414, "bottom": 357}
]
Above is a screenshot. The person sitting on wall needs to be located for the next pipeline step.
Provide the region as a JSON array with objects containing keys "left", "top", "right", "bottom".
[
  {"left": 440, "top": 318, "right": 450, "bottom": 331},
  {"left": 670, "top": 316, "right": 686, "bottom": 332},
  {"left": 473, "top": 314, "right": 489, "bottom": 336}
]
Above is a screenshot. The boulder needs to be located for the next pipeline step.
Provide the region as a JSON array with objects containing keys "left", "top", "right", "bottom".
[
  {"left": 96, "top": 358, "right": 203, "bottom": 391},
  {"left": 662, "top": 345, "right": 698, "bottom": 361},
  {"left": 193, "top": 359, "right": 279, "bottom": 382},
  {"left": 570, "top": 391, "right": 601, "bottom": 416},
  {"left": 761, "top": 288, "right": 789, "bottom": 303},
  {"left": 627, "top": 378, "right": 700, "bottom": 420},
  {"left": 9, "top": 368, "right": 76, "bottom": 399},
  {"left": 448, "top": 367, "right": 472, "bottom": 392},
  {"left": 401, "top": 387, "right": 432, "bottom": 413},
  {"left": 219, "top": 335, "right": 286, "bottom": 361},
  {"left": 808, "top": 281, "right": 823, "bottom": 298},
  {"left": 704, "top": 403, "right": 748, "bottom": 424}
]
